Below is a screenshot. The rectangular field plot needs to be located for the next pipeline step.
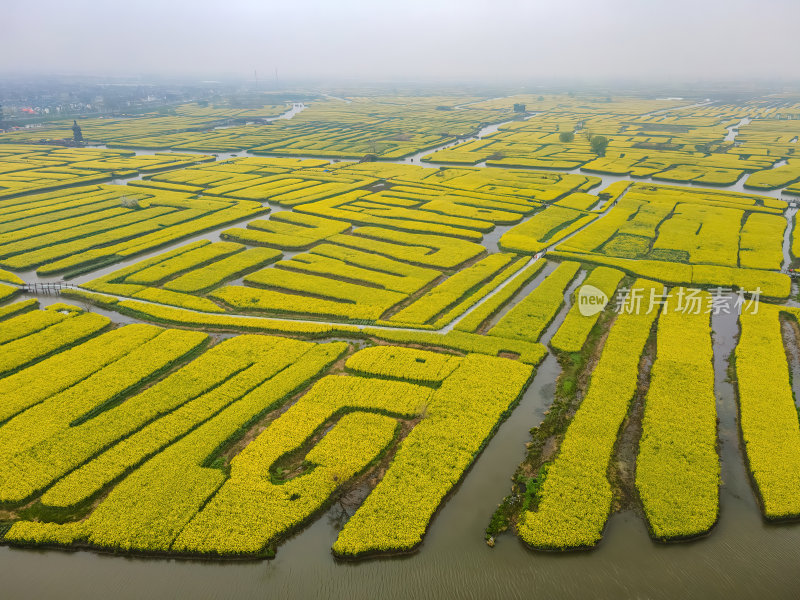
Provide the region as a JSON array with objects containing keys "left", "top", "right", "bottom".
[{"left": 735, "top": 304, "right": 800, "bottom": 520}]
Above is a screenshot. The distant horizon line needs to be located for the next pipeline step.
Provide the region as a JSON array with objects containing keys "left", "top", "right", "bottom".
[{"left": 1, "top": 73, "right": 800, "bottom": 91}]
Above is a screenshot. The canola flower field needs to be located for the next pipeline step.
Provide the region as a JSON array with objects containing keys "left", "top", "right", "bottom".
[{"left": 1, "top": 92, "right": 800, "bottom": 560}]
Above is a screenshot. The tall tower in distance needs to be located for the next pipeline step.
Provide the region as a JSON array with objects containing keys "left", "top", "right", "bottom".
[{"left": 72, "top": 120, "right": 83, "bottom": 144}]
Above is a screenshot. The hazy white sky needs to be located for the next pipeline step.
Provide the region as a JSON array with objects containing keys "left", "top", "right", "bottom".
[{"left": 3, "top": 0, "right": 799, "bottom": 82}]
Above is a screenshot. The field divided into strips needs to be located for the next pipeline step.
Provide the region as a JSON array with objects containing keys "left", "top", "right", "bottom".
[
  {"left": 0, "top": 184, "right": 267, "bottom": 276},
  {"left": 487, "top": 261, "right": 581, "bottom": 343},
  {"left": 71, "top": 160, "right": 609, "bottom": 326},
  {"left": 539, "top": 183, "right": 791, "bottom": 298},
  {"left": 420, "top": 95, "right": 800, "bottom": 189},
  {"left": 0, "top": 93, "right": 799, "bottom": 562},
  {"left": 384, "top": 253, "right": 524, "bottom": 327},
  {"left": 517, "top": 279, "right": 662, "bottom": 549},
  {"left": 744, "top": 159, "right": 800, "bottom": 191},
  {"left": 0, "top": 102, "right": 292, "bottom": 149},
  {"left": 0, "top": 144, "right": 213, "bottom": 198},
  {"left": 132, "top": 156, "right": 376, "bottom": 206},
  {"left": 734, "top": 117, "right": 800, "bottom": 189},
  {"left": 2, "top": 94, "right": 799, "bottom": 189},
  {"left": 244, "top": 97, "right": 515, "bottom": 159},
  {"left": 0, "top": 96, "right": 512, "bottom": 158},
  {"left": 0, "top": 314, "right": 532, "bottom": 558}
]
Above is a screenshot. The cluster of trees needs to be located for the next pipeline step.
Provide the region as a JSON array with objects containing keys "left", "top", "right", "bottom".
[
  {"left": 557, "top": 129, "right": 609, "bottom": 156},
  {"left": 590, "top": 135, "right": 609, "bottom": 156}
]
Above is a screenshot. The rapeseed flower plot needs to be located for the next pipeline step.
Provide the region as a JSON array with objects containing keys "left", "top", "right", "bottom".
[
  {"left": 636, "top": 289, "right": 719, "bottom": 539},
  {"left": 736, "top": 304, "right": 800, "bottom": 519}
]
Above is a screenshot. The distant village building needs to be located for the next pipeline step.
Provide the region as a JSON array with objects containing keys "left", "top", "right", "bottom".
[{"left": 513, "top": 103, "right": 526, "bottom": 113}]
